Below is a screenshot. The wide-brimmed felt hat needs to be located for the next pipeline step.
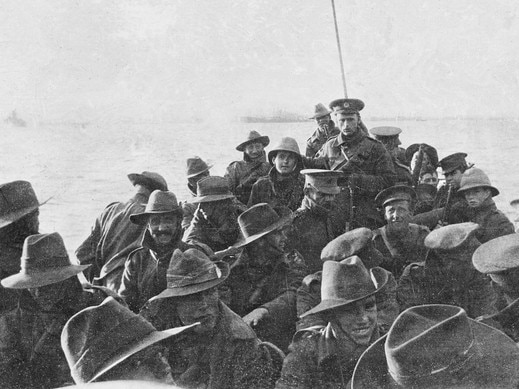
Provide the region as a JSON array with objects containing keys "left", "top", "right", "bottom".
[
  {"left": 424, "top": 222, "right": 480, "bottom": 251},
  {"left": 1, "top": 232, "right": 90, "bottom": 289},
  {"left": 352, "top": 304, "right": 519, "bottom": 388},
  {"left": 405, "top": 144, "right": 439, "bottom": 167},
  {"left": 301, "top": 169, "right": 341, "bottom": 195},
  {"left": 300, "top": 256, "right": 388, "bottom": 318},
  {"left": 61, "top": 296, "right": 198, "bottom": 384},
  {"left": 369, "top": 126, "right": 402, "bottom": 140},
  {"left": 457, "top": 167, "right": 499, "bottom": 197},
  {"left": 0, "top": 180, "right": 50, "bottom": 229},
  {"left": 127, "top": 171, "right": 168, "bottom": 192},
  {"left": 320, "top": 228, "right": 384, "bottom": 268},
  {"left": 130, "top": 190, "right": 182, "bottom": 225},
  {"left": 186, "top": 156, "right": 213, "bottom": 178},
  {"left": 233, "top": 203, "right": 293, "bottom": 248},
  {"left": 472, "top": 233, "right": 519, "bottom": 274},
  {"left": 309, "top": 103, "right": 332, "bottom": 119},
  {"left": 437, "top": 152, "right": 468, "bottom": 174},
  {"left": 236, "top": 130, "right": 270, "bottom": 152},
  {"left": 187, "top": 176, "right": 235, "bottom": 203},
  {"left": 375, "top": 185, "right": 416, "bottom": 208},
  {"left": 267, "top": 137, "right": 302, "bottom": 166},
  {"left": 151, "top": 248, "right": 229, "bottom": 299},
  {"left": 329, "top": 98, "right": 365, "bottom": 114}
]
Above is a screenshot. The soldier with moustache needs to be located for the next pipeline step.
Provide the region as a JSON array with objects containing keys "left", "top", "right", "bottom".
[
  {"left": 305, "top": 103, "right": 340, "bottom": 158},
  {"left": 309, "top": 99, "right": 396, "bottom": 229}
]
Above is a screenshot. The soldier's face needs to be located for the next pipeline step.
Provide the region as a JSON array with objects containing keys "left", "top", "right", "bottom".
[
  {"left": 176, "top": 288, "right": 219, "bottom": 336},
  {"left": 444, "top": 169, "right": 463, "bottom": 188},
  {"left": 420, "top": 172, "right": 438, "bottom": 186},
  {"left": 244, "top": 142, "right": 264, "bottom": 160},
  {"left": 147, "top": 214, "right": 181, "bottom": 246},
  {"left": 272, "top": 151, "right": 298, "bottom": 175},
  {"left": 333, "top": 296, "right": 377, "bottom": 346},
  {"left": 316, "top": 115, "right": 331, "bottom": 128},
  {"left": 337, "top": 112, "right": 359, "bottom": 137},
  {"left": 464, "top": 187, "right": 491, "bottom": 208},
  {"left": 384, "top": 200, "right": 412, "bottom": 231},
  {"left": 29, "top": 281, "right": 66, "bottom": 310},
  {"left": 307, "top": 187, "right": 337, "bottom": 210}
]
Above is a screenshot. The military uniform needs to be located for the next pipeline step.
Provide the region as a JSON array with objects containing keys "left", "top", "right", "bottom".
[
  {"left": 275, "top": 322, "right": 380, "bottom": 389},
  {"left": 312, "top": 131, "right": 396, "bottom": 228},
  {"left": 305, "top": 124, "right": 340, "bottom": 158},
  {"left": 372, "top": 223, "right": 430, "bottom": 278},
  {"left": 225, "top": 157, "right": 271, "bottom": 205}
]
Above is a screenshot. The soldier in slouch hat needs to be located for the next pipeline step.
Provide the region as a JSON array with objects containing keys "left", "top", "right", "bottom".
[
  {"left": 305, "top": 103, "right": 340, "bottom": 158},
  {"left": 276, "top": 256, "right": 388, "bottom": 388},
  {"left": 0, "top": 232, "right": 120, "bottom": 388},
  {"left": 225, "top": 130, "right": 271, "bottom": 205},
  {"left": 76, "top": 171, "right": 168, "bottom": 292},
  {"left": 140, "top": 248, "right": 281, "bottom": 389},
  {"left": 182, "top": 156, "right": 213, "bottom": 230}
]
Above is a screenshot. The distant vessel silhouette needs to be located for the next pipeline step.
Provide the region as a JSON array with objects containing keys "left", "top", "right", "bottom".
[{"left": 4, "top": 110, "right": 27, "bottom": 127}]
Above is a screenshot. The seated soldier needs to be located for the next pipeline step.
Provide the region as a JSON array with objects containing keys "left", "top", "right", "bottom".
[
  {"left": 369, "top": 126, "right": 412, "bottom": 186},
  {"left": 418, "top": 166, "right": 439, "bottom": 187},
  {"left": 286, "top": 169, "right": 345, "bottom": 273},
  {"left": 225, "top": 203, "right": 307, "bottom": 351},
  {"left": 296, "top": 228, "right": 398, "bottom": 334},
  {"left": 119, "top": 190, "right": 198, "bottom": 313},
  {"left": 414, "top": 183, "right": 437, "bottom": 214},
  {"left": 276, "top": 256, "right": 388, "bottom": 388},
  {"left": 0, "top": 233, "right": 119, "bottom": 388},
  {"left": 248, "top": 137, "right": 305, "bottom": 212},
  {"left": 305, "top": 103, "right": 340, "bottom": 158},
  {"left": 61, "top": 296, "right": 196, "bottom": 385},
  {"left": 397, "top": 222, "right": 497, "bottom": 319},
  {"left": 183, "top": 176, "right": 242, "bottom": 253},
  {"left": 456, "top": 167, "right": 514, "bottom": 243},
  {"left": 405, "top": 143, "right": 438, "bottom": 184},
  {"left": 140, "top": 248, "right": 281, "bottom": 389},
  {"left": 182, "top": 156, "right": 213, "bottom": 230},
  {"left": 352, "top": 304, "right": 519, "bottom": 388},
  {"left": 472, "top": 233, "right": 519, "bottom": 341},
  {"left": 372, "top": 185, "right": 430, "bottom": 278},
  {"left": 225, "top": 130, "right": 271, "bottom": 205}
]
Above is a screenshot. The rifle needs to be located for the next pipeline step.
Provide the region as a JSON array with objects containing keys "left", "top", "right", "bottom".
[
  {"left": 440, "top": 185, "right": 454, "bottom": 224},
  {"left": 411, "top": 144, "right": 425, "bottom": 187}
]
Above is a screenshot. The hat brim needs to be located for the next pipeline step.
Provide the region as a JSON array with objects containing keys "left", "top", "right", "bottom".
[
  {"left": 127, "top": 174, "right": 167, "bottom": 191},
  {"left": 1, "top": 264, "right": 90, "bottom": 289},
  {"left": 236, "top": 136, "right": 270, "bottom": 152},
  {"left": 150, "top": 262, "right": 229, "bottom": 299},
  {"left": 308, "top": 112, "right": 331, "bottom": 119},
  {"left": 186, "top": 164, "right": 214, "bottom": 179},
  {"left": 187, "top": 194, "right": 235, "bottom": 204},
  {"left": 351, "top": 320, "right": 519, "bottom": 388},
  {"left": 0, "top": 197, "right": 51, "bottom": 230},
  {"left": 129, "top": 209, "right": 183, "bottom": 225},
  {"left": 457, "top": 184, "right": 499, "bottom": 197},
  {"left": 91, "top": 323, "right": 199, "bottom": 383},
  {"left": 233, "top": 214, "right": 293, "bottom": 248},
  {"left": 300, "top": 267, "right": 388, "bottom": 317}
]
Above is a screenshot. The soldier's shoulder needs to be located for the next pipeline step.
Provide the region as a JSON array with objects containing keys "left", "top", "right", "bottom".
[{"left": 292, "top": 325, "right": 327, "bottom": 343}]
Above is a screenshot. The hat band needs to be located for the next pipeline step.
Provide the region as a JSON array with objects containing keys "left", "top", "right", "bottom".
[
  {"left": 20, "top": 256, "right": 71, "bottom": 271},
  {"left": 73, "top": 316, "right": 156, "bottom": 382},
  {"left": 388, "top": 339, "right": 478, "bottom": 386},
  {"left": 197, "top": 188, "right": 232, "bottom": 197},
  {"left": 167, "top": 263, "right": 223, "bottom": 288}
]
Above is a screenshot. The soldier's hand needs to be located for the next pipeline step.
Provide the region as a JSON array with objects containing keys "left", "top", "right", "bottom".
[
  {"left": 242, "top": 307, "right": 269, "bottom": 327},
  {"left": 213, "top": 245, "right": 241, "bottom": 260}
]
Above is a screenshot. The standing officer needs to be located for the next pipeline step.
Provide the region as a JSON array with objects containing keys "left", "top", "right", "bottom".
[
  {"left": 311, "top": 98, "right": 396, "bottom": 229},
  {"left": 305, "top": 103, "right": 340, "bottom": 158}
]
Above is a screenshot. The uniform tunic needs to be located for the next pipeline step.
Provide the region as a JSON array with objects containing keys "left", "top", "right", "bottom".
[
  {"left": 305, "top": 124, "right": 340, "bottom": 158},
  {"left": 225, "top": 153, "right": 271, "bottom": 205},
  {"left": 141, "top": 300, "right": 279, "bottom": 389},
  {"left": 75, "top": 192, "right": 148, "bottom": 291},
  {"left": 311, "top": 131, "right": 396, "bottom": 228}
]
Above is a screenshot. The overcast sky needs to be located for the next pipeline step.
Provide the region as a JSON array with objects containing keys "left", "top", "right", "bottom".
[{"left": 1, "top": 0, "right": 518, "bottom": 122}]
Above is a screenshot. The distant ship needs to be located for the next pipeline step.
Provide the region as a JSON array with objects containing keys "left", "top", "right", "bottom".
[
  {"left": 4, "top": 110, "right": 27, "bottom": 127},
  {"left": 240, "top": 109, "right": 307, "bottom": 123}
]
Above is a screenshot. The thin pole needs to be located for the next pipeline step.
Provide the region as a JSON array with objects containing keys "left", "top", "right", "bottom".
[{"left": 331, "top": 0, "right": 348, "bottom": 98}]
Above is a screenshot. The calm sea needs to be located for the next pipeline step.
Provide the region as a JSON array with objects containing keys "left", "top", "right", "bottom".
[{"left": 5, "top": 118, "right": 519, "bottom": 258}]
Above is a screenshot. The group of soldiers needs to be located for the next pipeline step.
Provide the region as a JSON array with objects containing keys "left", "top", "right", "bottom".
[{"left": 1, "top": 97, "right": 519, "bottom": 388}]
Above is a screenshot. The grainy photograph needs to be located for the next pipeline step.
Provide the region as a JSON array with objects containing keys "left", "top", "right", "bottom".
[{"left": 1, "top": 1, "right": 518, "bottom": 388}]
